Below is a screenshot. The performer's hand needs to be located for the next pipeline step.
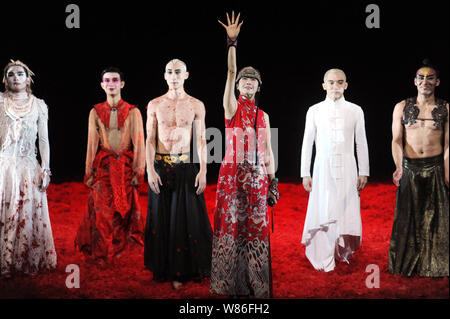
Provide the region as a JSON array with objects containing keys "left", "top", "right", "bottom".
[
  {"left": 357, "top": 176, "right": 368, "bottom": 191},
  {"left": 392, "top": 168, "right": 402, "bottom": 187},
  {"left": 148, "top": 169, "right": 162, "bottom": 194},
  {"left": 302, "top": 177, "right": 312, "bottom": 192},
  {"left": 39, "top": 170, "right": 51, "bottom": 192},
  {"left": 195, "top": 170, "right": 206, "bottom": 195},
  {"left": 218, "top": 11, "right": 243, "bottom": 41},
  {"left": 85, "top": 175, "right": 95, "bottom": 188},
  {"left": 268, "top": 191, "right": 278, "bottom": 206},
  {"left": 131, "top": 176, "right": 139, "bottom": 187}
]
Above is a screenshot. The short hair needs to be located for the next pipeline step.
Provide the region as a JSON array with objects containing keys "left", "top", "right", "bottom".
[
  {"left": 101, "top": 67, "right": 124, "bottom": 82},
  {"left": 323, "top": 68, "right": 347, "bottom": 82},
  {"left": 416, "top": 58, "right": 440, "bottom": 78},
  {"left": 166, "top": 59, "right": 187, "bottom": 72}
]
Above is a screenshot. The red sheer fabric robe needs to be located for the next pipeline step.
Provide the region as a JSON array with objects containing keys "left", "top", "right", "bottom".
[
  {"left": 75, "top": 99, "right": 145, "bottom": 262},
  {"left": 210, "top": 95, "right": 272, "bottom": 298}
]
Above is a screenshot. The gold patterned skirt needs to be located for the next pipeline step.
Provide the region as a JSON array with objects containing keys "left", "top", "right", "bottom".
[{"left": 389, "top": 154, "right": 449, "bottom": 277}]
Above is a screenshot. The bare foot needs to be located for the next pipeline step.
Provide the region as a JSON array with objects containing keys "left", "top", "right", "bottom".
[{"left": 172, "top": 281, "right": 183, "bottom": 290}]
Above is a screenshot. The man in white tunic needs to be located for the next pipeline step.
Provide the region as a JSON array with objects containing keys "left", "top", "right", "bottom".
[{"left": 300, "top": 69, "right": 369, "bottom": 272}]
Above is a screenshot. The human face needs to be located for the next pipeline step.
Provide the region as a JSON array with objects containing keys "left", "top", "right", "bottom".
[
  {"left": 322, "top": 71, "right": 348, "bottom": 101},
  {"left": 237, "top": 77, "right": 259, "bottom": 99},
  {"left": 6, "top": 66, "right": 30, "bottom": 93},
  {"left": 164, "top": 61, "right": 188, "bottom": 90},
  {"left": 414, "top": 67, "right": 439, "bottom": 96},
  {"left": 101, "top": 72, "right": 124, "bottom": 96}
]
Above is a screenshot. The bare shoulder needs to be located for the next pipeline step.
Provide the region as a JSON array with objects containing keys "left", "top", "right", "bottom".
[
  {"left": 188, "top": 96, "right": 204, "bottom": 107},
  {"left": 394, "top": 99, "right": 406, "bottom": 110},
  {"left": 147, "top": 96, "right": 165, "bottom": 112},
  {"left": 188, "top": 96, "right": 205, "bottom": 113}
]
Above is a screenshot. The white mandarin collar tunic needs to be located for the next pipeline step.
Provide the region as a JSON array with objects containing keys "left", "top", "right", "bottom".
[{"left": 300, "top": 95, "right": 370, "bottom": 249}]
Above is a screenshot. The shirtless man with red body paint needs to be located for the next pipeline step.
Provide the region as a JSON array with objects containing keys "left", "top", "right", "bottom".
[{"left": 144, "top": 59, "right": 212, "bottom": 290}]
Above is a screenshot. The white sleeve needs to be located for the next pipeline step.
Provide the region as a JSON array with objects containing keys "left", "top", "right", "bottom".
[
  {"left": 355, "top": 107, "right": 370, "bottom": 176},
  {"left": 300, "top": 107, "right": 316, "bottom": 177},
  {"left": 37, "top": 99, "right": 50, "bottom": 171}
]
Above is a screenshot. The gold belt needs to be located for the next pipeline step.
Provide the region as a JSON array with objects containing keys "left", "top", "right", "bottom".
[{"left": 155, "top": 154, "right": 189, "bottom": 164}]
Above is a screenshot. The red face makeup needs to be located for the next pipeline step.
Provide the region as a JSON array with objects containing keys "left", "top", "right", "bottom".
[{"left": 101, "top": 72, "right": 123, "bottom": 95}]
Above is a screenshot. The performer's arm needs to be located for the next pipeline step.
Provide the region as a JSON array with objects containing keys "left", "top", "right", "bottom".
[
  {"left": 264, "top": 112, "right": 276, "bottom": 180},
  {"left": 391, "top": 101, "right": 405, "bottom": 187},
  {"left": 355, "top": 107, "right": 370, "bottom": 191},
  {"left": 85, "top": 108, "right": 99, "bottom": 187},
  {"left": 131, "top": 108, "right": 146, "bottom": 186},
  {"left": 218, "top": 11, "right": 243, "bottom": 120},
  {"left": 37, "top": 100, "right": 51, "bottom": 192},
  {"left": 146, "top": 101, "right": 162, "bottom": 194},
  {"left": 301, "top": 108, "right": 315, "bottom": 192},
  {"left": 264, "top": 112, "right": 278, "bottom": 206},
  {"left": 194, "top": 101, "right": 207, "bottom": 194},
  {"left": 444, "top": 103, "right": 449, "bottom": 187}
]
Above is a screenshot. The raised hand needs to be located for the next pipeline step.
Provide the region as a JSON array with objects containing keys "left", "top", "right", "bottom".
[{"left": 218, "top": 11, "right": 243, "bottom": 41}]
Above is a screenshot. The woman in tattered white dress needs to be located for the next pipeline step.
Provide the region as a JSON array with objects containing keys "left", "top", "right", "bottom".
[{"left": 0, "top": 60, "right": 56, "bottom": 278}]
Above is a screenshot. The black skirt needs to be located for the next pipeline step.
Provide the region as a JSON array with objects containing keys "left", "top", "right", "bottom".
[
  {"left": 144, "top": 157, "right": 212, "bottom": 282},
  {"left": 388, "top": 154, "right": 449, "bottom": 277}
]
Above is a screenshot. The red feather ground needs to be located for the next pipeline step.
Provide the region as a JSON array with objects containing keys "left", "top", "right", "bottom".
[{"left": 0, "top": 181, "right": 448, "bottom": 299}]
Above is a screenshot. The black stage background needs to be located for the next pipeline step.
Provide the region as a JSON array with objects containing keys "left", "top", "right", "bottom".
[{"left": 1, "top": 0, "right": 448, "bottom": 183}]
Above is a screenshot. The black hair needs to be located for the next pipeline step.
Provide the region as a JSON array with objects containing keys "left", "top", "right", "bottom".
[
  {"left": 417, "top": 58, "right": 440, "bottom": 78},
  {"left": 101, "top": 67, "right": 124, "bottom": 82}
]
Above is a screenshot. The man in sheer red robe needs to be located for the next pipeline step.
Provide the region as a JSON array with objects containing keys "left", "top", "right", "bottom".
[{"left": 75, "top": 67, "right": 145, "bottom": 266}]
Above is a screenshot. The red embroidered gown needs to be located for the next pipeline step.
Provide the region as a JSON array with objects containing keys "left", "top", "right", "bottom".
[
  {"left": 210, "top": 95, "right": 272, "bottom": 298},
  {"left": 75, "top": 99, "right": 145, "bottom": 262}
]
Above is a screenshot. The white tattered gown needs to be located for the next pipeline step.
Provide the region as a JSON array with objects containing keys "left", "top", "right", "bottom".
[
  {"left": 0, "top": 93, "right": 57, "bottom": 275},
  {"left": 300, "top": 96, "right": 369, "bottom": 272}
]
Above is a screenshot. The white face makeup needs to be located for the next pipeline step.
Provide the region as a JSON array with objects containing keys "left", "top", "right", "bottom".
[
  {"left": 101, "top": 72, "right": 124, "bottom": 96},
  {"left": 6, "top": 65, "right": 29, "bottom": 93},
  {"left": 237, "top": 76, "right": 259, "bottom": 98},
  {"left": 164, "top": 60, "right": 188, "bottom": 90},
  {"left": 322, "top": 71, "right": 348, "bottom": 101}
]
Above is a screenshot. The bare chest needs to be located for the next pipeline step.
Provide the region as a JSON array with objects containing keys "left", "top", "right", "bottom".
[{"left": 156, "top": 101, "right": 195, "bottom": 128}]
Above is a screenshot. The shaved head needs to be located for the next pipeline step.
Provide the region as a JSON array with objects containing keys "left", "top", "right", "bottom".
[
  {"left": 166, "top": 59, "right": 187, "bottom": 72},
  {"left": 323, "top": 68, "right": 347, "bottom": 83}
]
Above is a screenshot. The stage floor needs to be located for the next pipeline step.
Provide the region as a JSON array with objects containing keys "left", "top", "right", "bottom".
[{"left": 0, "top": 181, "right": 448, "bottom": 299}]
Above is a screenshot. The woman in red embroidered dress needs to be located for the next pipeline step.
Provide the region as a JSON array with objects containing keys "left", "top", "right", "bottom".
[{"left": 210, "top": 12, "right": 278, "bottom": 298}]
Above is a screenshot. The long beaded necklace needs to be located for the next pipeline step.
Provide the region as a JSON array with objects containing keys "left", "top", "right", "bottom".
[{"left": 4, "top": 93, "right": 35, "bottom": 118}]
